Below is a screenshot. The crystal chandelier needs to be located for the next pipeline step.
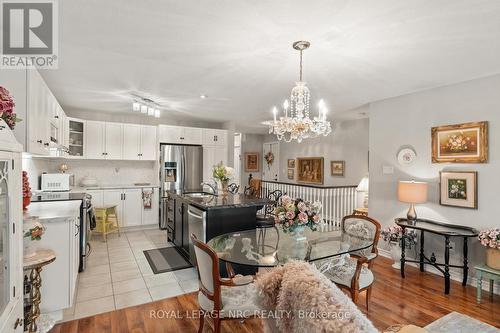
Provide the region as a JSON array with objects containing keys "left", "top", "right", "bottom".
[{"left": 267, "top": 41, "right": 332, "bottom": 143}]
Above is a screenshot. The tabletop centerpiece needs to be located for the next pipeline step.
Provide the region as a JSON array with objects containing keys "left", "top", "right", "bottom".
[
  {"left": 212, "top": 161, "right": 234, "bottom": 196},
  {"left": 381, "top": 225, "right": 417, "bottom": 268},
  {"left": 274, "top": 195, "right": 322, "bottom": 241},
  {"left": 478, "top": 228, "right": 500, "bottom": 270}
]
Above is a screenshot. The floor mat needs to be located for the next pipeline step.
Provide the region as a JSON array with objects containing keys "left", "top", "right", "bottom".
[{"left": 143, "top": 247, "right": 193, "bottom": 274}]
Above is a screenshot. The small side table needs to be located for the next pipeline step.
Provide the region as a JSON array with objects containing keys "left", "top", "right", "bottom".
[
  {"left": 23, "top": 249, "right": 56, "bottom": 333},
  {"left": 475, "top": 264, "right": 500, "bottom": 303}
]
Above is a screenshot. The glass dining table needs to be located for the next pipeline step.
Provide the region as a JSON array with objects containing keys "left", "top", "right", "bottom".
[{"left": 207, "top": 224, "right": 374, "bottom": 268}]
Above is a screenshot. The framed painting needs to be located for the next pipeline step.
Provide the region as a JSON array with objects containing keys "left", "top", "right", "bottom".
[
  {"left": 330, "top": 160, "right": 345, "bottom": 177},
  {"left": 440, "top": 171, "right": 477, "bottom": 209},
  {"left": 287, "top": 169, "right": 294, "bottom": 180},
  {"left": 287, "top": 159, "right": 295, "bottom": 168},
  {"left": 432, "top": 121, "right": 488, "bottom": 163},
  {"left": 244, "top": 153, "right": 259, "bottom": 172},
  {"left": 296, "top": 157, "right": 324, "bottom": 184}
]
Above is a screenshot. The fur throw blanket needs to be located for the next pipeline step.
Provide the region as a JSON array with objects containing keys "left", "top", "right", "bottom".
[{"left": 255, "top": 261, "right": 378, "bottom": 333}]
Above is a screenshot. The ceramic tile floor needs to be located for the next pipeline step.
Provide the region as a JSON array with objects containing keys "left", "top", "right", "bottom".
[{"left": 62, "top": 228, "right": 199, "bottom": 321}]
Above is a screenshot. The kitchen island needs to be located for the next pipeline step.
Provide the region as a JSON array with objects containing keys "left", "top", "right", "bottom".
[{"left": 165, "top": 190, "right": 269, "bottom": 273}]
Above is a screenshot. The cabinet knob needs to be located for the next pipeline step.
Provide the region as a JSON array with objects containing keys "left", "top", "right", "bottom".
[
  {"left": 37, "top": 140, "right": 43, "bottom": 144},
  {"left": 0, "top": 125, "right": 5, "bottom": 130},
  {"left": 54, "top": 115, "right": 59, "bottom": 119},
  {"left": 44, "top": 142, "right": 49, "bottom": 147},
  {"left": 14, "top": 318, "right": 23, "bottom": 329}
]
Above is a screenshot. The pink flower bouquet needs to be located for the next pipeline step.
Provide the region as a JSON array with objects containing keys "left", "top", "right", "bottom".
[
  {"left": 478, "top": 228, "right": 500, "bottom": 249},
  {"left": 0, "top": 86, "right": 19, "bottom": 130},
  {"left": 274, "top": 195, "right": 322, "bottom": 233}
]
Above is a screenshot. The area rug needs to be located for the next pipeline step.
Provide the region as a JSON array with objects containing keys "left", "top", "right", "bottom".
[
  {"left": 424, "top": 311, "right": 499, "bottom": 333},
  {"left": 143, "top": 247, "right": 192, "bottom": 274}
]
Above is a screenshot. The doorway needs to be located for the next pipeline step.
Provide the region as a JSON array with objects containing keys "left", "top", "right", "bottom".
[
  {"left": 262, "top": 142, "right": 279, "bottom": 181},
  {"left": 233, "top": 133, "right": 241, "bottom": 185}
]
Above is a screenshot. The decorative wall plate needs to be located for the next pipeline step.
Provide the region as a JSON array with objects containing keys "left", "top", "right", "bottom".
[{"left": 397, "top": 147, "right": 417, "bottom": 166}]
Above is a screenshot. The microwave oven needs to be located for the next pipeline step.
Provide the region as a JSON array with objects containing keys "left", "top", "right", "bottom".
[{"left": 41, "top": 173, "right": 74, "bottom": 192}]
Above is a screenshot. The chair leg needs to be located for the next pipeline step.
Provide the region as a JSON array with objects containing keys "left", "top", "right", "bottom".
[
  {"left": 214, "top": 318, "right": 221, "bottom": 333},
  {"left": 366, "top": 286, "right": 372, "bottom": 311},
  {"left": 351, "top": 289, "right": 359, "bottom": 303},
  {"left": 197, "top": 311, "right": 204, "bottom": 333}
]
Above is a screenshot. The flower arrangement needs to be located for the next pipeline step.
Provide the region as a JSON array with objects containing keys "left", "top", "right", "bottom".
[
  {"left": 478, "top": 228, "right": 500, "bottom": 249},
  {"left": 24, "top": 223, "right": 45, "bottom": 241},
  {"left": 264, "top": 151, "right": 274, "bottom": 169},
  {"left": 22, "top": 171, "right": 32, "bottom": 210},
  {"left": 274, "top": 195, "right": 322, "bottom": 233},
  {"left": 0, "top": 86, "right": 19, "bottom": 130},
  {"left": 381, "top": 225, "right": 417, "bottom": 248},
  {"left": 445, "top": 132, "right": 474, "bottom": 152},
  {"left": 212, "top": 161, "right": 234, "bottom": 182}
]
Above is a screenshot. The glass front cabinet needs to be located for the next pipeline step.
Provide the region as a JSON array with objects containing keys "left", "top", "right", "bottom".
[{"left": 0, "top": 152, "right": 23, "bottom": 333}]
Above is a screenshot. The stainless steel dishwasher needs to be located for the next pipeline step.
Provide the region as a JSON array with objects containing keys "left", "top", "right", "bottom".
[{"left": 187, "top": 205, "right": 206, "bottom": 263}]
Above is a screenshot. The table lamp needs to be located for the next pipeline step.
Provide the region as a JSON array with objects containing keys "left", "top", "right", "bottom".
[
  {"left": 398, "top": 180, "right": 428, "bottom": 223},
  {"left": 356, "top": 176, "right": 369, "bottom": 208}
]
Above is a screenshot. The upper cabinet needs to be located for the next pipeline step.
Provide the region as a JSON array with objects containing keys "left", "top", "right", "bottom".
[
  {"left": 67, "top": 118, "right": 85, "bottom": 158},
  {"left": 85, "top": 121, "right": 123, "bottom": 160},
  {"left": 158, "top": 125, "right": 202, "bottom": 145},
  {"left": 202, "top": 129, "right": 227, "bottom": 146},
  {"left": 122, "top": 124, "right": 157, "bottom": 161}
]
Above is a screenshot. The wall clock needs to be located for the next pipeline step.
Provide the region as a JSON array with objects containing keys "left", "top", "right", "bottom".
[{"left": 397, "top": 147, "right": 417, "bottom": 166}]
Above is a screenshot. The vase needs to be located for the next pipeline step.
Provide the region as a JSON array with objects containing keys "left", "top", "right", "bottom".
[
  {"left": 220, "top": 180, "right": 229, "bottom": 197},
  {"left": 486, "top": 248, "right": 500, "bottom": 270},
  {"left": 23, "top": 196, "right": 31, "bottom": 211},
  {"left": 390, "top": 242, "right": 401, "bottom": 269},
  {"left": 292, "top": 225, "right": 307, "bottom": 242}
]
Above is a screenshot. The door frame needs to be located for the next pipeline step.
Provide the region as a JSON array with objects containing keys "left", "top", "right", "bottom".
[{"left": 262, "top": 141, "right": 280, "bottom": 182}]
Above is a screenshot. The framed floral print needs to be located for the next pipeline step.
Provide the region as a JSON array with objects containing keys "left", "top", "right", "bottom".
[
  {"left": 297, "top": 157, "right": 323, "bottom": 184},
  {"left": 440, "top": 171, "right": 477, "bottom": 209},
  {"left": 244, "top": 153, "right": 259, "bottom": 172},
  {"left": 287, "top": 169, "right": 294, "bottom": 180},
  {"left": 287, "top": 159, "right": 295, "bottom": 168},
  {"left": 431, "top": 121, "right": 488, "bottom": 163},
  {"left": 330, "top": 160, "right": 345, "bottom": 177}
]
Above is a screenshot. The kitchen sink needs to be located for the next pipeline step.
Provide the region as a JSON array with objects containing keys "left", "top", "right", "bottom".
[{"left": 184, "top": 192, "right": 216, "bottom": 199}]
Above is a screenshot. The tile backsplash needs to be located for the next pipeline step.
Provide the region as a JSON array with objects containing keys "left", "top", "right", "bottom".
[{"left": 22, "top": 157, "right": 158, "bottom": 190}]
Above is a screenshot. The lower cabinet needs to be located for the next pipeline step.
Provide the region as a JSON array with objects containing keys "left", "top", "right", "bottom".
[{"left": 88, "top": 187, "right": 159, "bottom": 227}]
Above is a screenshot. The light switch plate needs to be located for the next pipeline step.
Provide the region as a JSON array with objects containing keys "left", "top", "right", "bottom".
[{"left": 383, "top": 165, "right": 394, "bottom": 174}]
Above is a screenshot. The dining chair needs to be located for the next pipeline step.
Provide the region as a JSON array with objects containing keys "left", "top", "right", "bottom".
[
  {"left": 256, "top": 189, "right": 283, "bottom": 227},
  {"left": 319, "top": 215, "right": 381, "bottom": 310},
  {"left": 243, "top": 186, "right": 256, "bottom": 196},
  {"left": 227, "top": 183, "right": 239, "bottom": 194},
  {"left": 190, "top": 234, "right": 259, "bottom": 333}
]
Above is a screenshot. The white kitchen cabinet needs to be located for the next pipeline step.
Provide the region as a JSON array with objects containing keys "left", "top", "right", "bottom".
[
  {"left": 104, "top": 122, "right": 123, "bottom": 159},
  {"left": 102, "top": 190, "right": 123, "bottom": 224},
  {"left": 202, "top": 129, "right": 227, "bottom": 146},
  {"left": 85, "top": 121, "right": 105, "bottom": 159},
  {"left": 123, "top": 124, "right": 141, "bottom": 160},
  {"left": 67, "top": 118, "right": 85, "bottom": 158},
  {"left": 27, "top": 70, "right": 50, "bottom": 155},
  {"left": 159, "top": 125, "right": 202, "bottom": 145},
  {"left": 141, "top": 187, "right": 159, "bottom": 226},
  {"left": 122, "top": 189, "right": 143, "bottom": 227},
  {"left": 140, "top": 125, "right": 158, "bottom": 160},
  {"left": 203, "top": 146, "right": 228, "bottom": 182},
  {"left": 86, "top": 190, "right": 103, "bottom": 207}
]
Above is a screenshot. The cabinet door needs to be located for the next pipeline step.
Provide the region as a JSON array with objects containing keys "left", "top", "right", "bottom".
[
  {"left": 85, "top": 121, "right": 105, "bottom": 159},
  {"left": 214, "top": 146, "right": 228, "bottom": 166},
  {"left": 104, "top": 123, "right": 123, "bottom": 160},
  {"left": 86, "top": 190, "right": 103, "bottom": 207},
  {"left": 140, "top": 125, "right": 157, "bottom": 160},
  {"left": 141, "top": 188, "right": 159, "bottom": 225},
  {"left": 202, "top": 129, "right": 215, "bottom": 145},
  {"left": 27, "top": 70, "right": 47, "bottom": 155},
  {"left": 183, "top": 127, "right": 202, "bottom": 145},
  {"left": 123, "top": 124, "right": 141, "bottom": 160},
  {"left": 69, "top": 217, "right": 79, "bottom": 306},
  {"left": 122, "top": 189, "right": 143, "bottom": 227},
  {"left": 202, "top": 146, "right": 215, "bottom": 183},
  {"left": 102, "top": 190, "right": 123, "bottom": 225},
  {"left": 159, "top": 125, "right": 182, "bottom": 144},
  {"left": 214, "top": 130, "right": 227, "bottom": 147}
]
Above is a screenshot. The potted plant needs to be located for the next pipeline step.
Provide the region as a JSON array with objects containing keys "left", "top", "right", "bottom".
[
  {"left": 381, "top": 225, "right": 417, "bottom": 269},
  {"left": 274, "top": 195, "right": 322, "bottom": 239},
  {"left": 23, "top": 217, "right": 45, "bottom": 258},
  {"left": 478, "top": 228, "right": 500, "bottom": 270},
  {"left": 212, "top": 162, "right": 234, "bottom": 196}
]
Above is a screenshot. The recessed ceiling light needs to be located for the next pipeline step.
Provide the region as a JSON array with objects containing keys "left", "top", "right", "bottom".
[{"left": 200, "top": 95, "right": 208, "bottom": 99}]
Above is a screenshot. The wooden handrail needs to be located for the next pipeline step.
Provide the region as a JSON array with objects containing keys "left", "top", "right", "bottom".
[{"left": 261, "top": 180, "right": 358, "bottom": 190}]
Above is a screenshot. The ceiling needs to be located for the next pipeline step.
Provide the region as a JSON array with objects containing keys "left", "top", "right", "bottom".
[{"left": 40, "top": 0, "right": 500, "bottom": 133}]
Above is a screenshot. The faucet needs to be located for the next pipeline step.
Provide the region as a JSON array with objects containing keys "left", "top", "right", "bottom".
[{"left": 200, "top": 182, "right": 217, "bottom": 195}]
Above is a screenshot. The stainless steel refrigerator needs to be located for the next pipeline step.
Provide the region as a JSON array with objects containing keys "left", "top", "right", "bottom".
[{"left": 159, "top": 144, "right": 203, "bottom": 229}]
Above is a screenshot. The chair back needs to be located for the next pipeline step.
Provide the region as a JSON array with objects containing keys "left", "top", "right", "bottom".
[
  {"left": 263, "top": 189, "right": 283, "bottom": 216},
  {"left": 249, "top": 178, "right": 262, "bottom": 197},
  {"left": 227, "top": 183, "right": 240, "bottom": 194},
  {"left": 190, "top": 233, "right": 221, "bottom": 309},
  {"left": 243, "top": 186, "right": 256, "bottom": 196},
  {"left": 341, "top": 215, "right": 381, "bottom": 257}
]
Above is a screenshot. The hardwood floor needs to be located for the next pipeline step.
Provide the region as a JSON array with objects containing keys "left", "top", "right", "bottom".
[{"left": 50, "top": 256, "right": 500, "bottom": 332}]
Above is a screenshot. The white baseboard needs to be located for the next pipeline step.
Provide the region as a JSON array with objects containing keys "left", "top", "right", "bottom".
[{"left": 377, "top": 247, "right": 499, "bottom": 296}]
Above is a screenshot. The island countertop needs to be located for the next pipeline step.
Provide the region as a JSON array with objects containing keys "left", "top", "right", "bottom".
[{"left": 168, "top": 190, "right": 269, "bottom": 210}]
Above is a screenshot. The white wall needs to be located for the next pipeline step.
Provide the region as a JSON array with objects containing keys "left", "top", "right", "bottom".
[
  {"left": 369, "top": 74, "right": 500, "bottom": 285},
  {"left": 270, "top": 118, "right": 369, "bottom": 186}
]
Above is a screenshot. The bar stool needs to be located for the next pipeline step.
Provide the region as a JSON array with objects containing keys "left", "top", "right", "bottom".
[{"left": 93, "top": 205, "right": 121, "bottom": 242}]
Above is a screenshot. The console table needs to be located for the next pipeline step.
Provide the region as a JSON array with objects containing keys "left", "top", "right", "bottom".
[{"left": 395, "top": 218, "right": 478, "bottom": 294}]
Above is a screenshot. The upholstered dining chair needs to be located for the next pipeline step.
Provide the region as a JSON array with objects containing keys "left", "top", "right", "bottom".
[
  {"left": 227, "top": 183, "right": 239, "bottom": 194},
  {"left": 243, "top": 186, "right": 256, "bottom": 196},
  {"left": 190, "top": 234, "right": 259, "bottom": 333},
  {"left": 319, "top": 214, "right": 381, "bottom": 310}
]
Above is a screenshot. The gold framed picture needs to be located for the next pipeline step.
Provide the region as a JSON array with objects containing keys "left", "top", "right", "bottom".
[
  {"left": 440, "top": 171, "right": 477, "bottom": 209},
  {"left": 287, "top": 169, "right": 294, "bottom": 180},
  {"left": 287, "top": 159, "right": 295, "bottom": 168},
  {"left": 330, "top": 160, "right": 345, "bottom": 177},
  {"left": 296, "top": 157, "right": 324, "bottom": 184},
  {"left": 244, "top": 153, "right": 259, "bottom": 172},
  {"left": 432, "top": 121, "right": 488, "bottom": 163}
]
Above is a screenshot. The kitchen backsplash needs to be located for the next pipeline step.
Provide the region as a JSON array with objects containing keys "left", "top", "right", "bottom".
[{"left": 22, "top": 157, "right": 158, "bottom": 190}]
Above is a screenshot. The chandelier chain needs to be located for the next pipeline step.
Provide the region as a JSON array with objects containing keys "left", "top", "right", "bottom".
[{"left": 299, "top": 50, "right": 303, "bottom": 81}]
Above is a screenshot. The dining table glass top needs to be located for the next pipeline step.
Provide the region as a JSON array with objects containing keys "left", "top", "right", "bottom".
[{"left": 207, "top": 224, "right": 374, "bottom": 267}]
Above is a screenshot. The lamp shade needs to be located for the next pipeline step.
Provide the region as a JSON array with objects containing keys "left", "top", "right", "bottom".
[
  {"left": 398, "top": 181, "right": 427, "bottom": 204},
  {"left": 357, "top": 176, "right": 369, "bottom": 192}
]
